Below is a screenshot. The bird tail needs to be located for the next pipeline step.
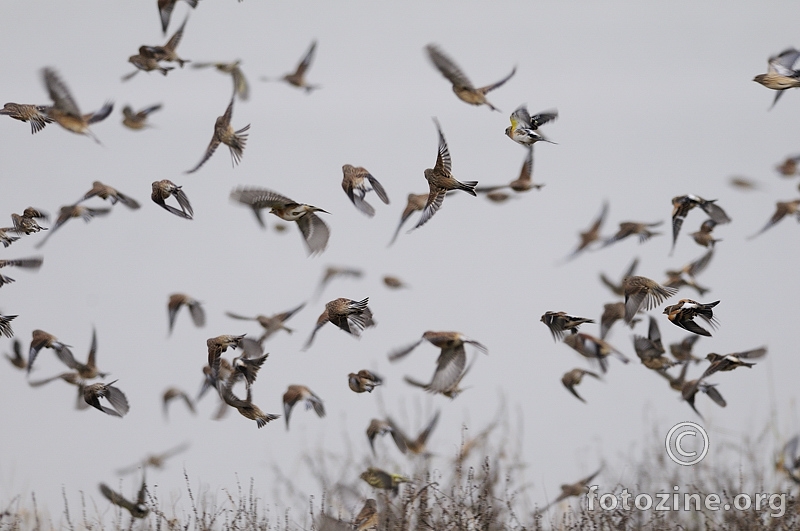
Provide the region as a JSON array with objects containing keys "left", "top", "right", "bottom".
[{"left": 457, "top": 180, "right": 478, "bottom": 196}]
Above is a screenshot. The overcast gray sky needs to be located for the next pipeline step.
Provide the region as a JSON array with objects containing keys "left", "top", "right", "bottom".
[{"left": 2, "top": 0, "right": 800, "bottom": 524}]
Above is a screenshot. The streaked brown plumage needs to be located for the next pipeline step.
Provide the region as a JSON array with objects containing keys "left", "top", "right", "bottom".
[
  {"left": 0, "top": 227, "right": 20, "bottom": 248},
  {"left": 0, "top": 256, "right": 43, "bottom": 288},
  {"left": 599, "top": 301, "right": 639, "bottom": 340},
  {"left": 663, "top": 248, "right": 714, "bottom": 297},
  {"left": 54, "top": 327, "right": 108, "bottom": 380},
  {"left": 681, "top": 376, "right": 726, "bottom": 419},
  {"left": 348, "top": 370, "right": 383, "bottom": 393},
  {"left": 124, "top": 47, "right": 174, "bottom": 79},
  {"left": 304, "top": 297, "right": 374, "bottom": 349},
  {"left": 622, "top": 275, "right": 678, "bottom": 323},
  {"left": 540, "top": 311, "right": 594, "bottom": 341},
  {"left": 403, "top": 355, "right": 474, "bottom": 399},
  {"left": 221, "top": 385, "right": 279, "bottom": 428},
  {"left": 206, "top": 334, "right": 246, "bottom": 369},
  {"left": 148, "top": 17, "right": 190, "bottom": 67},
  {"left": 283, "top": 384, "right": 325, "bottom": 429},
  {"left": 389, "top": 193, "right": 428, "bottom": 246},
  {"left": 425, "top": 44, "right": 516, "bottom": 112},
  {"left": 186, "top": 97, "right": 250, "bottom": 173},
  {"left": 0, "top": 103, "right": 53, "bottom": 134},
  {"left": 562, "top": 333, "right": 629, "bottom": 373},
  {"left": 753, "top": 48, "right": 800, "bottom": 108},
  {"left": 27, "top": 328, "right": 72, "bottom": 374},
  {"left": 561, "top": 368, "right": 601, "bottom": 403},
  {"left": 342, "top": 164, "right": 390, "bottom": 217},
  {"left": 663, "top": 299, "right": 720, "bottom": 337},
  {"left": 168, "top": 293, "right": 205, "bottom": 334},
  {"left": 11, "top": 207, "right": 48, "bottom": 235},
  {"left": 122, "top": 104, "right": 162, "bottom": 130},
  {"left": 225, "top": 302, "right": 305, "bottom": 342},
  {"left": 353, "top": 499, "right": 379, "bottom": 531},
  {"left": 82, "top": 181, "right": 141, "bottom": 209},
  {"left": 84, "top": 379, "right": 130, "bottom": 417},
  {"left": 0, "top": 315, "right": 17, "bottom": 339},
  {"left": 151, "top": 180, "right": 193, "bottom": 219},
  {"left": 42, "top": 68, "right": 113, "bottom": 143}
]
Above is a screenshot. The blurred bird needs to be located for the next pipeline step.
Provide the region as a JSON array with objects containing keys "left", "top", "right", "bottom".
[
  {"left": 360, "top": 468, "right": 410, "bottom": 496},
  {"left": 41, "top": 68, "right": 113, "bottom": 143},
  {"left": 193, "top": 60, "right": 249, "bottom": 100},
  {"left": 124, "top": 47, "right": 174, "bottom": 79},
  {"left": 0, "top": 315, "right": 17, "bottom": 339},
  {"left": 341, "top": 165, "right": 390, "bottom": 217},
  {"left": 413, "top": 118, "right": 477, "bottom": 230},
  {"left": 387, "top": 411, "right": 440, "bottom": 455},
  {"left": 540, "top": 311, "right": 594, "bottom": 341},
  {"left": 0, "top": 227, "right": 20, "bottom": 248},
  {"left": 81, "top": 181, "right": 141, "bottom": 209},
  {"left": 314, "top": 266, "right": 363, "bottom": 300},
  {"left": 425, "top": 44, "right": 516, "bottom": 112},
  {"left": 229, "top": 187, "right": 330, "bottom": 254},
  {"left": 689, "top": 218, "right": 721, "bottom": 248},
  {"left": 388, "top": 193, "right": 428, "bottom": 246},
  {"left": 197, "top": 358, "right": 232, "bottom": 402},
  {"left": 84, "top": 379, "right": 129, "bottom": 417},
  {"left": 728, "top": 176, "right": 760, "bottom": 191},
  {"left": 265, "top": 40, "right": 320, "bottom": 92},
  {"left": 348, "top": 370, "right": 383, "bottom": 393},
  {"left": 3, "top": 339, "right": 24, "bottom": 368},
  {"left": 669, "top": 334, "right": 702, "bottom": 364},
  {"left": 777, "top": 436, "right": 800, "bottom": 485},
  {"left": 391, "top": 331, "right": 486, "bottom": 395},
  {"left": 283, "top": 384, "right": 325, "bottom": 429},
  {"left": 34, "top": 204, "right": 111, "bottom": 249},
  {"left": 383, "top": 276, "right": 408, "bottom": 289},
  {"left": 304, "top": 297, "right": 374, "bottom": 349},
  {"left": 0, "top": 103, "right": 53, "bottom": 134},
  {"left": 27, "top": 328, "right": 72, "bottom": 374},
  {"left": 681, "top": 376, "right": 726, "bottom": 419},
  {"left": 504, "top": 105, "right": 558, "bottom": 145},
  {"left": 206, "top": 334, "right": 246, "bottom": 368},
  {"left": 167, "top": 293, "right": 205, "bottom": 335},
  {"left": 566, "top": 201, "right": 609, "bottom": 260},
  {"left": 753, "top": 48, "right": 800, "bottom": 108},
  {"left": 599, "top": 301, "right": 638, "bottom": 340},
  {"left": 562, "top": 333, "right": 629, "bottom": 373},
  {"left": 116, "top": 443, "right": 190, "bottom": 475},
  {"left": 157, "top": 0, "right": 198, "bottom": 34},
  {"left": 670, "top": 195, "right": 730, "bottom": 254},
  {"left": 121, "top": 104, "right": 162, "bottom": 130},
  {"left": 353, "top": 499, "right": 379, "bottom": 531},
  {"left": 701, "top": 348, "right": 767, "bottom": 379},
  {"left": 162, "top": 387, "right": 196, "bottom": 418},
  {"left": 535, "top": 467, "right": 603, "bottom": 514},
  {"left": 221, "top": 385, "right": 279, "bottom": 428},
  {"left": 776, "top": 155, "right": 800, "bottom": 177},
  {"left": 748, "top": 199, "right": 800, "bottom": 239},
  {"left": 143, "top": 17, "right": 190, "bottom": 68},
  {"left": 366, "top": 419, "right": 407, "bottom": 455},
  {"left": 0, "top": 256, "right": 43, "bottom": 288},
  {"left": 55, "top": 327, "right": 108, "bottom": 380},
  {"left": 229, "top": 349, "right": 269, "bottom": 389},
  {"left": 561, "top": 368, "right": 601, "bottom": 403},
  {"left": 99, "top": 479, "right": 148, "bottom": 518},
  {"left": 225, "top": 303, "right": 305, "bottom": 342},
  {"left": 622, "top": 275, "right": 678, "bottom": 323},
  {"left": 602, "top": 220, "right": 662, "bottom": 248},
  {"left": 663, "top": 299, "right": 720, "bottom": 337},
  {"left": 632, "top": 317, "right": 674, "bottom": 370},
  {"left": 663, "top": 248, "right": 714, "bottom": 297},
  {"left": 11, "top": 207, "right": 48, "bottom": 235},
  {"left": 476, "top": 147, "right": 544, "bottom": 195},
  {"left": 185, "top": 97, "right": 250, "bottom": 173},
  {"left": 599, "top": 259, "right": 639, "bottom": 299},
  {"left": 404, "top": 354, "right": 475, "bottom": 399},
  {"left": 485, "top": 191, "right": 514, "bottom": 203},
  {"left": 151, "top": 180, "right": 193, "bottom": 219}
]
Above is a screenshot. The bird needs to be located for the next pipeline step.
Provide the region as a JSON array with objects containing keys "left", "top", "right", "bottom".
[
  {"left": 83, "top": 379, "right": 130, "bottom": 417},
  {"left": 728, "top": 176, "right": 760, "bottom": 191},
  {"left": 151, "top": 180, "right": 193, "bottom": 219},
  {"left": 388, "top": 193, "right": 428, "bottom": 246},
  {"left": 157, "top": 0, "right": 198, "bottom": 34},
  {"left": 387, "top": 411, "right": 440, "bottom": 455},
  {"left": 0, "top": 256, "right": 43, "bottom": 288},
  {"left": 229, "top": 348, "right": 269, "bottom": 389},
  {"left": 3, "top": 339, "right": 24, "bottom": 368},
  {"left": 669, "top": 334, "right": 702, "bottom": 364},
  {"left": 599, "top": 257, "right": 639, "bottom": 298},
  {"left": 535, "top": 467, "right": 603, "bottom": 515},
  {"left": 360, "top": 468, "right": 410, "bottom": 496},
  {"left": 566, "top": 201, "right": 609, "bottom": 260},
  {"left": 663, "top": 299, "right": 720, "bottom": 337},
  {"left": 225, "top": 303, "right": 305, "bottom": 342},
  {"left": 561, "top": 368, "right": 601, "bottom": 403},
  {"left": 265, "top": 40, "right": 320, "bottom": 92},
  {"left": 701, "top": 348, "right": 767, "bottom": 379},
  {"left": 185, "top": 97, "right": 250, "bottom": 173},
  {"left": 748, "top": 199, "right": 800, "bottom": 239},
  {"left": 425, "top": 44, "right": 516, "bottom": 112},
  {"left": 147, "top": 17, "right": 190, "bottom": 67},
  {"left": 382, "top": 276, "right": 408, "bottom": 289},
  {"left": 206, "top": 334, "right": 246, "bottom": 369},
  {"left": 389, "top": 331, "right": 487, "bottom": 394},
  {"left": 670, "top": 195, "right": 730, "bottom": 254},
  {"left": 341, "top": 165, "right": 390, "bottom": 217},
  {"left": 540, "top": 311, "right": 595, "bottom": 341},
  {"left": 167, "top": 293, "right": 205, "bottom": 334},
  {"left": 229, "top": 187, "right": 330, "bottom": 254},
  {"left": 663, "top": 248, "right": 714, "bottom": 297},
  {"left": 777, "top": 436, "right": 800, "bottom": 485},
  {"left": 304, "top": 297, "right": 374, "bottom": 350},
  {"left": 0, "top": 315, "right": 17, "bottom": 339},
  {"left": 34, "top": 204, "right": 111, "bottom": 249},
  {"left": 99, "top": 479, "right": 148, "bottom": 518},
  {"left": 475, "top": 147, "right": 544, "bottom": 195},
  {"left": 116, "top": 443, "right": 190, "bottom": 476},
  {"left": 403, "top": 354, "right": 475, "bottom": 399},
  {"left": 689, "top": 218, "right": 721, "bottom": 248},
  {"left": 622, "top": 275, "right": 678, "bottom": 323},
  {"left": 599, "top": 301, "right": 638, "bottom": 340},
  {"left": 162, "top": 387, "right": 196, "bottom": 418},
  {"left": 0, "top": 103, "right": 53, "bottom": 134},
  {"left": 753, "top": 48, "right": 800, "bottom": 108},
  {"left": 632, "top": 317, "right": 674, "bottom": 370},
  {"left": 348, "top": 370, "right": 383, "bottom": 393},
  {"left": 10, "top": 207, "right": 48, "bottom": 235},
  {"left": 353, "top": 499, "right": 379, "bottom": 531},
  {"left": 681, "top": 377, "right": 726, "bottom": 419},
  {"left": 562, "top": 333, "right": 629, "bottom": 373},
  {"left": 121, "top": 104, "right": 162, "bottom": 130},
  {"left": 504, "top": 105, "right": 558, "bottom": 146},
  {"left": 81, "top": 181, "right": 141, "bottom": 209},
  {"left": 282, "top": 384, "right": 325, "bottom": 430},
  {"left": 124, "top": 47, "right": 174, "bottom": 79},
  {"left": 776, "top": 155, "right": 800, "bottom": 177},
  {"left": 27, "top": 328, "right": 73, "bottom": 374},
  {"left": 413, "top": 118, "right": 477, "bottom": 230},
  {"left": 366, "top": 419, "right": 407, "bottom": 455},
  {"left": 0, "top": 227, "right": 20, "bottom": 248},
  {"left": 602, "top": 221, "right": 663, "bottom": 248},
  {"left": 41, "top": 68, "right": 113, "bottom": 143},
  {"left": 220, "top": 385, "right": 279, "bottom": 428},
  {"left": 193, "top": 60, "right": 249, "bottom": 101},
  {"left": 313, "top": 266, "right": 364, "bottom": 300},
  {"left": 54, "top": 327, "right": 108, "bottom": 380}
]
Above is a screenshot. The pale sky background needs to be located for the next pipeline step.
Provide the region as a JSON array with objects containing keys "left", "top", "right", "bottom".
[{"left": 1, "top": 0, "right": 800, "bottom": 525}]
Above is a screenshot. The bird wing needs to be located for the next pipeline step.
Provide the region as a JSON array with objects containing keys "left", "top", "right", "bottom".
[
  {"left": 297, "top": 212, "right": 330, "bottom": 255},
  {"left": 426, "top": 44, "right": 474, "bottom": 90},
  {"left": 42, "top": 68, "right": 81, "bottom": 117}
]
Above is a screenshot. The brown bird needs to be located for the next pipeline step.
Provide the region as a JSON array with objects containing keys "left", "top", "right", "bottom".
[
  {"left": 663, "top": 299, "right": 720, "bottom": 337},
  {"left": 0, "top": 103, "right": 53, "bottom": 134},
  {"left": 701, "top": 348, "right": 767, "bottom": 379},
  {"left": 0, "top": 227, "right": 20, "bottom": 248},
  {"left": 413, "top": 118, "right": 477, "bottom": 230},
  {"left": 125, "top": 47, "right": 173, "bottom": 79},
  {"left": 151, "top": 180, "right": 193, "bottom": 219},
  {"left": 42, "top": 68, "right": 113, "bottom": 143},
  {"left": 0, "top": 256, "right": 43, "bottom": 289},
  {"left": 122, "top": 104, "right": 162, "bottom": 130},
  {"left": 387, "top": 411, "right": 440, "bottom": 455},
  {"left": 562, "top": 333, "right": 629, "bottom": 373},
  {"left": 753, "top": 48, "right": 800, "bottom": 108},
  {"left": 341, "top": 164, "right": 390, "bottom": 217},
  {"left": 283, "top": 384, "right": 325, "bottom": 429},
  {"left": 776, "top": 155, "right": 800, "bottom": 177},
  {"left": 670, "top": 195, "right": 730, "bottom": 254},
  {"left": 168, "top": 293, "right": 205, "bottom": 334},
  {"left": 55, "top": 328, "right": 108, "bottom": 380},
  {"left": 229, "top": 348, "right": 269, "bottom": 389},
  {"left": 116, "top": 442, "right": 190, "bottom": 475},
  {"left": 663, "top": 248, "right": 714, "bottom": 297},
  {"left": 632, "top": 317, "right": 674, "bottom": 370},
  {"left": 84, "top": 379, "right": 129, "bottom": 417},
  {"left": 147, "top": 17, "right": 190, "bottom": 67},
  {"left": 599, "top": 257, "right": 639, "bottom": 298},
  {"left": 81, "top": 181, "right": 141, "bottom": 209},
  {"left": 314, "top": 266, "right": 364, "bottom": 300},
  {"left": 304, "top": 297, "right": 374, "bottom": 350},
  {"left": 599, "top": 301, "right": 639, "bottom": 340},
  {"left": 561, "top": 368, "right": 601, "bottom": 403},
  {"left": 225, "top": 302, "right": 305, "bottom": 342},
  {"left": 162, "top": 387, "right": 196, "bottom": 417},
  {"left": 476, "top": 146, "right": 544, "bottom": 195},
  {"left": 602, "top": 220, "right": 663, "bottom": 248},
  {"left": 99, "top": 479, "right": 148, "bottom": 518},
  {"left": 157, "top": 0, "right": 198, "bottom": 34},
  {"left": 689, "top": 218, "right": 721, "bottom": 248},
  {"left": 535, "top": 467, "right": 603, "bottom": 515},
  {"left": 669, "top": 334, "right": 702, "bottom": 364},
  {"left": 403, "top": 354, "right": 475, "bottom": 399},
  {"left": 622, "top": 275, "right": 678, "bottom": 324},
  {"left": 565, "top": 201, "right": 609, "bottom": 260},
  {"left": 10, "top": 207, "right": 48, "bottom": 235},
  {"left": 389, "top": 331, "right": 487, "bottom": 394},
  {"left": 0, "top": 315, "right": 17, "bottom": 339},
  {"left": 425, "top": 44, "right": 516, "bottom": 112},
  {"left": 229, "top": 187, "right": 330, "bottom": 254},
  {"left": 206, "top": 334, "right": 246, "bottom": 369},
  {"left": 681, "top": 377, "right": 726, "bottom": 419},
  {"left": 748, "top": 199, "right": 800, "bottom": 239},
  {"left": 34, "top": 204, "right": 111, "bottom": 249},
  {"left": 728, "top": 176, "right": 760, "bottom": 191},
  {"left": 3, "top": 339, "right": 24, "bottom": 368},
  {"left": 27, "top": 328, "right": 73, "bottom": 374},
  {"left": 388, "top": 193, "right": 428, "bottom": 246},
  {"left": 353, "top": 499, "right": 379, "bottom": 531},
  {"left": 348, "top": 370, "right": 383, "bottom": 393},
  {"left": 221, "top": 385, "right": 279, "bottom": 428},
  {"left": 366, "top": 419, "right": 407, "bottom": 455},
  {"left": 382, "top": 276, "right": 408, "bottom": 289},
  {"left": 193, "top": 60, "right": 250, "bottom": 101},
  {"left": 266, "top": 40, "right": 320, "bottom": 92},
  {"left": 186, "top": 97, "right": 250, "bottom": 173},
  {"left": 540, "top": 311, "right": 595, "bottom": 341}
]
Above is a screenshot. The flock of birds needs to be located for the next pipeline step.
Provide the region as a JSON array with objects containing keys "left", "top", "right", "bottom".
[{"left": 3, "top": 2, "right": 800, "bottom": 527}]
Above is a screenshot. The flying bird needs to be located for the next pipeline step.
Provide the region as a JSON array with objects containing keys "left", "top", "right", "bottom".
[
  {"left": 304, "top": 297, "right": 374, "bottom": 349},
  {"left": 99, "top": 479, "right": 148, "bottom": 519},
  {"left": 81, "top": 181, "right": 141, "bottom": 209},
  {"left": 632, "top": 317, "right": 674, "bottom": 371},
  {"left": 670, "top": 195, "right": 730, "bottom": 254},
  {"left": 701, "top": 348, "right": 767, "bottom": 379},
  {"left": 220, "top": 385, "right": 279, "bottom": 428},
  {"left": 663, "top": 299, "right": 720, "bottom": 337},
  {"left": 27, "top": 328, "right": 72, "bottom": 374},
  {"left": 193, "top": 60, "right": 249, "bottom": 100},
  {"left": 386, "top": 411, "right": 440, "bottom": 455},
  {"left": 225, "top": 302, "right": 305, "bottom": 342},
  {"left": 505, "top": 105, "right": 558, "bottom": 146},
  {"left": 599, "top": 301, "right": 638, "bottom": 340},
  {"left": 360, "top": 468, "right": 410, "bottom": 496},
  {"left": 151, "top": 180, "right": 193, "bottom": 219},
  {"left": 681, "top": 377, "right": 726, "bottom": 419},
  {"left": 3, "top": 339, "right": 24, "bottom": 368},
  {"left": 622, "top": 275, "right": 678, "bottom": 323},
  {"left": 185, "top": 97, "right": 250, "bottom": 173},
  {"left": 663, "top": 248, "right": 714, "bottom": 297},
  {"left": 599, "top": 257, "right": 639, "bottom": 297},
  {"left": 403, "top": 354, "right": 475, "bottom": 399},
  {"left": 314, "top": 266, "right": 363, "bottom": 300},
  {"left": 535, "top": 467, "right": 603, "bottom": 515},
  {"left": 562, "top": 333, "right": 629, "bottom": 373},
  {"left": 122, "top": 104, "right": 162, "bottom": 130},
  {"left": 602, "top": 221, "right": 662, "bottom": 248},
  {"left": 388, "top": 193, "right": 428, "bottom": 246},
  {"left": 0, "top": 103, "right": 53, "bottom": 134},
  {"left": 669, "top": 334, "right": 702, "bottom": 364},
  {"left": 341, "top": 165, "right": 390, "bottom": 217},
  {"left": 753, "top": 48, "right": 800, "bottom": 109},
  {"left": 167, "top": 293, "right": 205, "bottom": 334},
  {"left": 348, "top": 370, "right": 383, "bottom": 393},
  {"left": 566, "top": 201, "right": 609, "bottom": 260},
  {"left": 282, "top": 384, "right": 325, "bottom": 430},
  {"left": 84, "top": 379, "right": 130, "bottom": 417},
  {"left": 561, "top": 368, "right": 601, "bottom": 403},
  {"left": 34, "top": 204, "right": 111, "bottom": 249},
  {"left": 689, "top": 218, "right": 721, "bottom": 248},
  {"left": 10, "top": 207, "right": 48, "bottom": 235},
  {"left": 162, "top": 388, "right": 196, "bottom": 418},
  {"left": 540, "top": 311, "right": 594, "bottom": 341},
  {"left": 366, "top": 419, "right": 407, "bottom": 455},
  {"left": 748, "top": 199, "right": 800, "bottom": 239},
  {"left": 41, "top": 68, "right": 113, "bottom": 143},
  {"left": 157, "top": 0, "right": 198, "bottom": 34},
  {"left": 476, "top": 147, "right": 544, "bottom": 195},
  {"left": 264, "top": 40, "right": 320, "bottom": 92}
]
